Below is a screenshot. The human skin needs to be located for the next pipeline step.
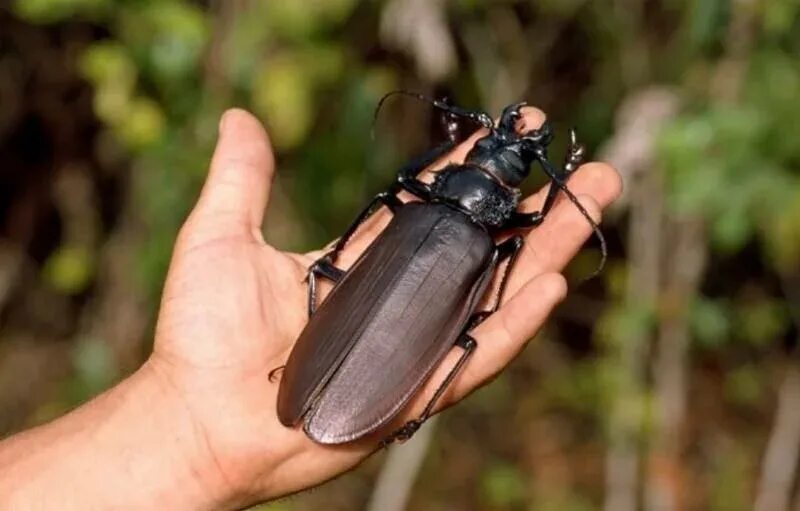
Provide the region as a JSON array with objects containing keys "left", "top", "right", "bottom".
[{"left": 0, "top": 107, "right": 622, "bottom": 510}]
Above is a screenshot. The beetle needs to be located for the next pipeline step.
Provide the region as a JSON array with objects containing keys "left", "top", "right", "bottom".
[{"left": 274, "top": 92, "right": 604, "bottom": 445}]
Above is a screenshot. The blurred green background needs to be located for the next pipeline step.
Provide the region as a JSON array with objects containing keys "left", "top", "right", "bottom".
[{"left": 1, "top": 0, "right": 799, "bottom": 509}]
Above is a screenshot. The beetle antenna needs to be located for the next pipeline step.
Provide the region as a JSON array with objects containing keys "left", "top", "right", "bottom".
[
  {"left": 559, "top": 182, "right": 607, "bottom": 280},
  {"left": 371, "top": 90, "right": 494, "bottom": 140},
  {"left": 534, "top": 161, "right": 607, "bottom": 279}
]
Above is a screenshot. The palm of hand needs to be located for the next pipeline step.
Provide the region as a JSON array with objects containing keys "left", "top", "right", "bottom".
[{"left": 145, "top": 108, "right": 621, "bottom": 505}]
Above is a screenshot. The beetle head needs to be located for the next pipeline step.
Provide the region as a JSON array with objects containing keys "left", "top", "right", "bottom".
[{"left": 464, "top": 102, "right": 553, "bottom": 187}]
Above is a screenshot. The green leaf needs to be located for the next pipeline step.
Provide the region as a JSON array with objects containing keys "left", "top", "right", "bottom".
[
  {"left": 711, "top": 203, "right": 754, "bottom": 254},
  {"left": 683, "top": 0, "right": 727, "bottom": 51},
  {"left": 691, "top": 297, "right": 731, "bottom": 348},
  {"left": 118, "top": 1, "right": 209, "bottom": 83},
  {"left": 734, "top": 296, "right": 790, "bottom": 347},
  {"left": 79, "top": 42, "right": 137, "bottom": 91},
  {"left": 763, "top": 0, "right": 800, "bottom": 39},
  {"left": 42, "top": 245, "right": 94, "bottom": 295},
  {"left": 724, "top": 364, "right": 764, "bottom": 407},
  {"left": 596, "top": 302, "right": 654, "bottom": 349},
  {"left": 480, "top": 462, "right": 527, "bottom": 508},
  {"left": 252, "top": 55, "right": 314, "bottom": 150},
  {"left": 762, "top": 185, "right": 800, "bottom": 273},
  {"left": 72, "top": 338, "right": 117, "bottom": 394},
  {"left": 118, "top": 97, "right": 167, "bottom": 149},
  {"left": 13, "top": 0, "right": 110, "bottom": 23}
]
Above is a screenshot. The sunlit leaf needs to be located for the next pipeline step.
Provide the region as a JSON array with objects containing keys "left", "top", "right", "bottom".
[
  {"left": 480, "top": 462, "right": 527, "bottom": 508},
  {"left": 596, "top": 302, "right": 654, "bottom": 349},
  {"left": 13, "top": 0, "right": 110, "bottom": 23},
  {"left": 691, "top": 297, "right": 731, "bottom": 348},
  {"left": 734, "top": 295, "right": 790, "bottom": 347},
  {"left": 762, "top": 185, "right": 800, "bottom": 273},
  {"left": 120, "top": 1, "right": 210, "bottom": 82},
  {"left": 79, "top": 42, "right": 137, "bottom": 91},
  {"left": 709, "top": 442, "right": 751, "bottom": 511},
  {"left": 683, "top": 0, "right": 727, "bottom": 51},
  {"left": 42, "top": 245, "right": 94, "bottom": 294},
  {"left": 72, "top": 337, "right": 118, "bottom": 399},
  {"left": 724, "top": 364, "right": 764, "bottom": 407},
  {"left": 252, "top": 55, "right": 314, "bottom": 150},
  {"left": 711, "top": 202, "right": 754, "bottom": 254},
  {"left": 119, "top": 97, "right": 167, "bottom": 149}
]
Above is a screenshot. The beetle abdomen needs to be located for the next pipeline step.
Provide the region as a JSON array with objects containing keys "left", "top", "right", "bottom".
[{"left": 277, "top": 202, "right": 494, "bottom": 443}]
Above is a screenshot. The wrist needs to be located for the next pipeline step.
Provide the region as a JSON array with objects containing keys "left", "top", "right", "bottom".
[{"left": 0, "top": 360, "right": 235, "bottom": 510}]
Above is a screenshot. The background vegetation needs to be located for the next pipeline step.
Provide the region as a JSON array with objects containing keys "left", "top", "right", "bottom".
[{"left": 1, "top": 0, "right": 799, "bottom": 509}]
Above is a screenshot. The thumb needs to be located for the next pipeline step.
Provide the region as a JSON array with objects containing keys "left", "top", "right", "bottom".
[{"left": 187, "top": 108, "right": 275, "bottom": 240}]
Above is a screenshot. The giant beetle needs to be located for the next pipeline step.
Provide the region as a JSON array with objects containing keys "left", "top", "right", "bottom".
[{"left": 274, "top": 92, "right": 604, "bottom": 445}]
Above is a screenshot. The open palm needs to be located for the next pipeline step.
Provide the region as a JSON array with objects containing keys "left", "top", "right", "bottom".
[{"left": 145, "top": 108, "right": 621, "bottom": 506}]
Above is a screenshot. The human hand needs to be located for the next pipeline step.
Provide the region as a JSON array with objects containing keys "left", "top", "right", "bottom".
[
  {"left": 0, "top": 106, "right": 621, "bottom": 511},
  {"left": 145, "top": 107, "right": 621, "bottom": 508}
]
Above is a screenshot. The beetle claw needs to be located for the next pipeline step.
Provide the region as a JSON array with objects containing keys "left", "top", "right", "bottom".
[
  {"left": 564, "top": 128, "right": 585, "bottom": 174},
  {"left": 380, "top": 419, "right": 424, "bottom": 447}
]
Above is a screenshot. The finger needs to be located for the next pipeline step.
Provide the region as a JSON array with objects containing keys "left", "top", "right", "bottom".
[
  {"left": 521, "top": 161, "right": 622, "bottom": 218},
  {"left": 403, "top": 272, "right": 567, "bottom": 417},
  {"left": 188, "top": 108, "right": 275, "bottom": 240},
  {"left": 500, "top": 163, "right": 622, "bottom": 298},
  {"left": 490, "top": 193, "right": 601, "bottom": 304}
]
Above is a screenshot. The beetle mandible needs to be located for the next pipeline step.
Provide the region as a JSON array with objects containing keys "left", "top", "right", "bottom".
[{"left": 273, "top": 92, "right": 604, "bottom": 445}]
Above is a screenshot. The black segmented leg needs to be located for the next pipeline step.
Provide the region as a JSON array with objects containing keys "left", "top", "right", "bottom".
[
  {"left": 392, "top": 139, "right": 457, "bottom": 200},
  {"left": 321, "top": 100, "right": 467, "bottom": 268},
  {"left": 306, "top": 138, "right": 459, "bottom": 317},
  {"left": 380, "top": 332, "right": 478, "bottom": 447},
  {"left": 307, "top": 257, "right": 346, "bottom": 316},
  {"left": 563, "top": 128, "right": 586, "bottom": 174},
  {"left": 464, "top": 235, "right": 525, "bottom": 327},
  {"left": 331, "top": 192, "right": 403, "bottom": 257},
  {"left": 331, "top": 138, "right": 458, "bottom": 261},
  {"left": 488, "top": 235, "right": 524, "bottom": 312}
]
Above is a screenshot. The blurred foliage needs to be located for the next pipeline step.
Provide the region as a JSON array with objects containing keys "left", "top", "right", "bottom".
[
  {"left": 480, "top": 461, "right": 527, "bottom": 508},
  {"left": 2, "top": 0, "right": 800, "bottom": 509}
]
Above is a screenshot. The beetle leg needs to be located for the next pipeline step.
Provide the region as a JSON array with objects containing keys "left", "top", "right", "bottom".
[
  {"left": 307, "top": 256, "right": 346, "bottom": 316},
  {"left": 487, "top": 235, "right": 524, "bottom": 312},
  {"left": 508, "top": 130, "right": 585, "bottom": 230},
  {"left": 330, "top": 192, "right": 403, "bottom": 257},
  {"left": 430, "top": 330, "right": 482, "bottom": 407},
  {"left": 306, "top": 192, "right": 400, "bottom": 316},
  {"left": 380, "top": 333, "right": 478, "bottom": 447},
  {"left": 331, "top": 138, "right": 457, "bottom": 261},
  {"left": 534, "top": 129, "right": 585, "bottom": 212},
  {"left": 393, "top": 138, "right": 457, "bottom": 200},
  {"left": 307, "top": 140, "right": 461, "bottom": 316},
  {"left": 457, "top": 235, "right": 524, "bottom": 330},
  {"left": 505, "top": 163, "right": 562, "bottom": 229},
  {"left": 563, "top": 127, "right": 586, "bottom": 174}
]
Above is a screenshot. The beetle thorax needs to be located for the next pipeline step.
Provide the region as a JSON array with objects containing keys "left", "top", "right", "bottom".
[
  {"left": 464, "top": 133, "right": 535, "bottom": 187},
  {"left": 430, "top": 165, "right": 521, "bottom": 228}
]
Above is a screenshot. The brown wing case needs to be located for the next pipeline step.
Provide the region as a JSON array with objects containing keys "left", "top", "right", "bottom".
[{"left": 277, "top": 202, "right": 494, "bottom": 443}]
